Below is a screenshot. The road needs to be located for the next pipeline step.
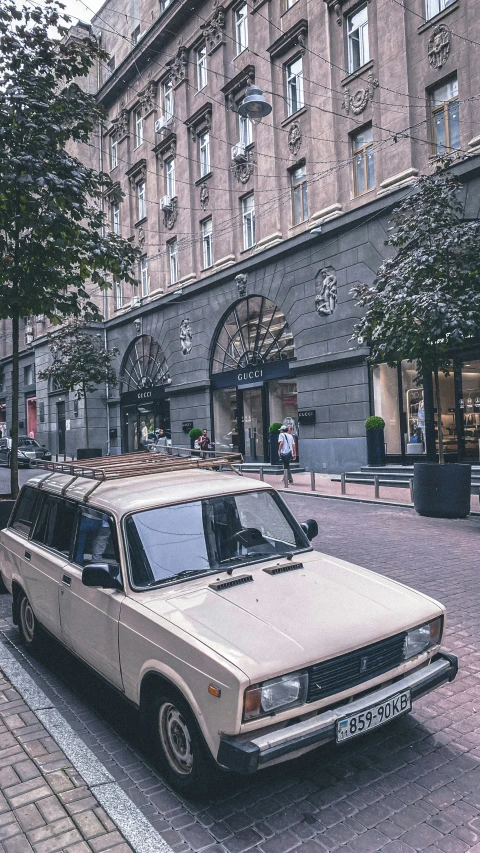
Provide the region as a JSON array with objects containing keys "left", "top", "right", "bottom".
[{"left": 0, "top": 481, "right": 479, "bottom": 853}]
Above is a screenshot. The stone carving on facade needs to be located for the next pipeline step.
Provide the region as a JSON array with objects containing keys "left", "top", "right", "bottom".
[
  {"left": 428, "top": 24, "right": 450, "bottom": 69},
  {"left": 333, "top": 1, "right": 342, "bottom": 24},
  {"left": 315, "top": 268, "right": 337, "bottom": 316},
  {"left": 202, "top": 2, "right": 226, "bottom": 54},
  {"left": 231, "top": 147, "right": 255, "bottom": 184},
  {"left": 163, "top": 196, "right": 178, "bottom": 229},
  {"left": 128, "top": 164, "right": 147, "bottom": 189},
  {"left": 110, "top": 109, "right": 129, "bottom": 141},
  {"left": 137, "top": 226, "right": 146, "bottom": 247},
  {"left": 200, "top": 183, "right": 210, "bottom": 210},
  {"left": 235, "top": 273, "right": 248, "bottom": 297},
  {"left": 288, "top": 122, "right": 302, "bottom": 155},
  {"left": 168, "top": 44, "right": 189, "bottom": 87},
  {"left": 190, "top": 112, "right": 211, "bottom": 142},
  {"left": 180, "top": 319, "right": 193, "bottom": 355},
  {"left": 157, "top": 138, "right": 176, "bottom": 165},
  {"left": 138, "top": 81, "right": 157, "bottom": 115},
  {"left": 133, "top": 317, "right": 142, "bottom": 336},
  {"left": 342, "top": 72, "right": 379, "bottom": 115}
]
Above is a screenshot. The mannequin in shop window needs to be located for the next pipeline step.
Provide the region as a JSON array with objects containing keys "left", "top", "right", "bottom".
[{"left": 417, "top": 399, "right": 425, "bottom": 447}]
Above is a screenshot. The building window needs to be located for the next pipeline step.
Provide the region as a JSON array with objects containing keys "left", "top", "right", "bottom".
[
  {"left": 169, "top": 239, "right": 178, "bottom": 284},
  {"left": 110, "top": 137, "right": 118, "bottom": 170},
  {"left": 235, "top": 4, "right": 248, "bottom": 54},
  {"left": 242, "top": 194, "right": 255, "bottom": 249},
  {"left": 160, "top": 0, "right": 172, "bottom": 12},
  {"left": 115, "top": 280, "right": 123, "bottom": 310},
  {"left": 131, "top": 25, "right": 140, "bottom": 44},
  {"left": 284, "top": 0, "right": 298, "bottom": 10},
  {"left": 352, "top": 126, "right": 375, "bottom": 196},
  {"left": 163, "top": 78, "right": 174, "bottom": 121},
  {"left": 426, "top": 0, "right": 455, "bottom": 19},
  {"left": 239, "top": 113, "right": 252, "bottom": 147},
  {"left": 196, "top": 44, "right": 207, "bottom": 90},
  {"left": 137, "top": 180, "right": 146, "bottom": 220},
  {"left": 202, "top": 218, "right": 213, "bottom": 269},
  {"left": 24, "top": 364, "right": 35, "bottom": 386},
  {"left": 347, "top": 5, "right": 369, "bottom": 73},
  {"left": 286, "top": 57, "right": 304, "bottom": 117},
  {"left": 199, "top": 131, "right": 210, "bottom": 177},
  {"left": 112, "top": 202, "right": 120, "bottom": 235},
  {"left": 134, "top": 110, "right": 143, "bottom": 148},
  {"left": 291, "top": 164, "right": 308, "bottom": 224},
  {"left": 140, "top": 257, "right": 149, "bottom": 297},
  {"left": 165, "top": 158, "right": 175, "bottom": 198},
  {"left": 431, "top": 77, "right": 460, "bottom": 154},
  {"left": 106, "top": 56, "right": 115, "bottom": 76}
]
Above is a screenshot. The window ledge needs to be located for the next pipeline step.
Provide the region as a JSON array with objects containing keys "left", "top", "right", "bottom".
[
  {"left": 352, "top": 186, "right": 376, "bottom": 201},
  {"left": 134, "top": 216, "right": 147, "bottom": 228},
  {"left": 417, "top": 0, "right": 459, "bottom": 33},
  {"left": 281, "top": 106, "right": 307, "bottom": 128},
  {"left": 341, "top": 59, "right": 374, "bottom": 88},
  {"left": 195, "top": 171, "right": 213, "bottom": 186}
]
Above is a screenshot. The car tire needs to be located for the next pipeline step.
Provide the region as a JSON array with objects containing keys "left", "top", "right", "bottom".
[
  {"left": 146, "top": 687, "right": 221, "bottom": 798},
  {"left": 17, "top": 590, "right": 43, "bottom": 651}
]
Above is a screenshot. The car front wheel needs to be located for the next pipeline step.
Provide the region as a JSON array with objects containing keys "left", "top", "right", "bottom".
[{"left": 17, "top": 591, "right": 42, "bottom": 651}]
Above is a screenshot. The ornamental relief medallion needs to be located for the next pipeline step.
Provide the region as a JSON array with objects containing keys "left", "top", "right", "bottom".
[
  {"left": 235, "top": 273, "right": 247, "bottom": 296},
  {"left": 428, "top": 24, "right": 451, "bottom": 69},
  {"left": 168, "top": 44, "right": 188, "bottom": 88},
  {"left": 231, "top": 148, "right": 255, "bottom": 184},
  {"left": 180, "top": 319, "right": 193, "bottom": 355},
  {"left": 288, "top": 121, "right": 302, "bottom": 155},
  {"left": 202, "top": 3, "right": 226, "bottom": 54},
  {"left": 342, "top": 72, "right": 379, "bottom": 115},
  {"left": 163, "top": 196, "right": 178, "bottom": 229},
  {"left": 315, "top": 268, "right": 337, "bottom": 317},
  {"left": 200, "top": 183, "right": 210, "bottom": 210}
]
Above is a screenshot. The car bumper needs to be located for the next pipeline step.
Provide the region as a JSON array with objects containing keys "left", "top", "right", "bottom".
[{"left": 217, "top": 652, "right": 458, "bottom": 774}]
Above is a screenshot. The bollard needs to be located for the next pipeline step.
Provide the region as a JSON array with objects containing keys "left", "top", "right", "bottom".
[
  {"left": 409, "top": 477, "right": 414, "bottom": 503},
  {"left": 310, "top": 470, "right": 316, "bottom": 492},
  {"left": 259, "top": 466, "right": 264, "bottom": 482},
  {"left": 340, "top": 472, "right": 346, "bottom": 495},
  {"left": 283, "top": 468, "right": 289, "bottom": 488},
  {"left": 374, "top": 475, "right": 380, "bottom": 499}
]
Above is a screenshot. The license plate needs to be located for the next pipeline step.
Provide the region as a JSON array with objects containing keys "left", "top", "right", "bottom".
[{"left": 336, "top": 689, "right": 411, "bottom": 743}]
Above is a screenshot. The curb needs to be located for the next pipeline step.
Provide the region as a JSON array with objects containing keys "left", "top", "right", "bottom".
[{"left": 278, "top": 488, "right": 480, "bottom": 516}]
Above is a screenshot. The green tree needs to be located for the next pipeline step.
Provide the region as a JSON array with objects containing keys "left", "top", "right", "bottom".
[
  {"left": 0, "top": 1, "right": 140, "bottom": 495},
  {"left": 352, "top": 162, "right": 480, "bottom": 463},
  {"left": 39, "top": 321, "right": 119, "bottom": 449}
]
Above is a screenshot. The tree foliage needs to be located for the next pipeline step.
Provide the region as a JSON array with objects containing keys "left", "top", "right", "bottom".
[
  {"left": 38, "top": 321, "right": 119, "bottom": 447},
  {"left": 352, "top": 162, "right": 480, "bottom": 462}
]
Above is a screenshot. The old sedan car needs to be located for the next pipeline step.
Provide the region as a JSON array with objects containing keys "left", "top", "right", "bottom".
[
  {"left": 0, "top": 452, "right": 457, "bottom": 796},
  {"left": 0, "top": 437, "right": 52, "bottom": 468}
]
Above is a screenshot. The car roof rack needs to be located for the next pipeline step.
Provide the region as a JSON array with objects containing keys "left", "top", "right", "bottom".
[{"left": 36, "top": 446, "right": 244, "bottom": 483}]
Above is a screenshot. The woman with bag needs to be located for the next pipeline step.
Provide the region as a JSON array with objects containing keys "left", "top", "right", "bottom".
[{"left": 278, "top": 424, "right": 295, "bottom": 484}]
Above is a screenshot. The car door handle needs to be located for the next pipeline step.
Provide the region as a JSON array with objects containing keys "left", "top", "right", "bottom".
[
  {"left": 24, "top": 551, "right": 31, "bottom": 561},
  {"left": 62, "top": 575, "right": 71, "bottom": 586}
]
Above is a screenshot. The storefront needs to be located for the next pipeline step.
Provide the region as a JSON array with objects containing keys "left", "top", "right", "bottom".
[
  {"left": 119, "top": 334, "right": 171, "bottom": 452},
  {"left": 210, "top": 297, "right": 298, "bottom": 462},
  {"left": 373, "top": 353, "right": 480, "bottom": 462}
]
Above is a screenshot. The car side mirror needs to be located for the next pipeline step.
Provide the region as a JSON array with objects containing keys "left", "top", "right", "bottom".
[
  {"left": 301, "top": 519, "right": 318, "bottom": 541},
  {"left": 82, "top": 564, "right": 123, "bottom": 590}
]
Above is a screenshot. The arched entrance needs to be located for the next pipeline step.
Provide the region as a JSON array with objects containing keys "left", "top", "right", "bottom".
[
  {"left": 120, "top": 335, "right": 171, "bottom": 451},
  {"left": 210, "top": 297, "right": 297, "bottom": 463}
]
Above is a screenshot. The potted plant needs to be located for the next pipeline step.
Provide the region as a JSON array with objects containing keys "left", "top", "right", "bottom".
[
  {"left": 365, "top": 416, "right": 386, "bottom": 466},
  {"left": 189, "top": 427, "right": 202, "bottom": 450},
  {"left": 269, "top": 423, "right": 283, "bottom": 465},
  {"left": 352, "top": 161, "right": 480, "bottom": 518}
]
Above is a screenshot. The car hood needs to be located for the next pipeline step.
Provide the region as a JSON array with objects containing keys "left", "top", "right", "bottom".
[{"left": 141, "top": 550, "right": 444, "bottom": 682}]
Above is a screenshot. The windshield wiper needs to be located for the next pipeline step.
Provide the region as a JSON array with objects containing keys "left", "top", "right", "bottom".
[{"left": 146, "top": 569, "right": 210, "bottom": 587}]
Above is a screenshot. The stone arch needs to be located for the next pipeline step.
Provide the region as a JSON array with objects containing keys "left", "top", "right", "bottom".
[
  {"left": 120, "top": 335, "right": 170, "bottom": 393},
  {"left": 210, "top": 296, "right": 294, "bottom": 374}
]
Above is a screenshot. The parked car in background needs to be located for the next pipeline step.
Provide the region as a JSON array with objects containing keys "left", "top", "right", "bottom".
[
  {"left": 0, "top": 437, "right": 52, "bottom": 468},
  {"left": 0, "top": 452, "right": 458, "bottom": 797}
]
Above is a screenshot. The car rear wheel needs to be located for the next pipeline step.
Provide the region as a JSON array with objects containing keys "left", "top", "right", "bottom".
[
  {"left": 18, "top": 591, "right": 42, "bottom": 651},
  {"left": 146, "top": 687, "right": 221, "bottom": 797}
]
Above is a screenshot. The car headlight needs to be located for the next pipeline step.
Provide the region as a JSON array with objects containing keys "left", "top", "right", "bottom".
[
  {"left": 403, "top": 617, "right": 443, "bottom": 660},
  {"left": 243, "top": 671, "right": 308, "bottom": 721}
]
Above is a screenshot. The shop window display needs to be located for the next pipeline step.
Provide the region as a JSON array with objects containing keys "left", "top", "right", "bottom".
[
  {"left": 372, "top": 364, "right": 401, "bottom": 454},
  {"left": 460, "top": 361, "right": 480, "bottom": 458}
]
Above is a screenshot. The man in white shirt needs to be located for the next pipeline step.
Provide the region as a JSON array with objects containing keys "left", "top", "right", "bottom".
[{"left": 278, "top": 425, "right": 295, "bottom": 484}]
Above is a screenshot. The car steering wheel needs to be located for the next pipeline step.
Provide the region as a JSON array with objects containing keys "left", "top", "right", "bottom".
[{"left": 229, "top": 527, "right": 266, "bottom": 548}]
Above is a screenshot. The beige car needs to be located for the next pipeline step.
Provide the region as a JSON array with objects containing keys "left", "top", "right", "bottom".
[{"left": 0, "top": 454, "right": 457, "bottom": 796}]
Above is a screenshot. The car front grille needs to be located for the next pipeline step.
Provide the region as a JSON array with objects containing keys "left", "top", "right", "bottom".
[{"left": 307, "top": 632, "right": 407, "bottom": 703}]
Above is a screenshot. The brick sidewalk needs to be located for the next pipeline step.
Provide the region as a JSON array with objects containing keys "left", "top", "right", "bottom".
[{"left": 0, "top": 670, "right": 133, "bottom": 853}]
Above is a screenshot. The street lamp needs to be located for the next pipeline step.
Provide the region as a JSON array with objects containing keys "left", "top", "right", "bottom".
[{"left": 238, "top": 85, "right": 272, "bottom": 124}]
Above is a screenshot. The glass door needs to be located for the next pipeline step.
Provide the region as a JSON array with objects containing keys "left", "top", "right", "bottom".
[
  {"left": 460, "top": 360, "right": 480, "bottom": 460},
  {"left": 242, "top": 387, "right": 265, "bottom": 462},
  {"left": 57, "top": 402, "right": 66, "bottom": 456}
]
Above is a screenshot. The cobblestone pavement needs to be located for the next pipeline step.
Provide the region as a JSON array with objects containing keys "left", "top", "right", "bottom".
[
  {"left": 0, "top": 495, "right": 479, "bottom": 853},
  {"left": 0, "top": 669, "right": 134, "bottom": 853}
]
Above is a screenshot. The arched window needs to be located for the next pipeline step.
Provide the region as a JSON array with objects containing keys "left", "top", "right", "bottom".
[
  {"left": 211, "top": 296, "right": 294, "bottom": 374},
  {"left": 120, "top": 335, "right": 170, "bottom": 392}
]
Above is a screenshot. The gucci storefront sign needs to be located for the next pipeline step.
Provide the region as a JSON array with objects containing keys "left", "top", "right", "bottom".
[{"left": 298, "top": 409, "right": 316, "bottom": 425}]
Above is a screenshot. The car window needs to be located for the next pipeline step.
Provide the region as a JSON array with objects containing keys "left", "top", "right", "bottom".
[
  {"left": 19, "top": 438, "right": 39, "bottom": 448},
  {"left": 73, "top": 507, "right": 120, "bottom": 578},
  {"left": 125, "top": 490, "right": 309, "bottom": 589},
  {"left": 9, "top": 487, "right": 41, "bottom": 536},
  {"left": 32, "top": 496, "right": 77, "bottom": 556}
]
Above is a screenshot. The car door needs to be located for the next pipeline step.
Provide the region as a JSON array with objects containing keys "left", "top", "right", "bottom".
[
  {"left": 27, "top": 493, "right": 77, "bottom": 637},
  {"left": 59, "top": 506, "right": 124, "bottom": 690}
]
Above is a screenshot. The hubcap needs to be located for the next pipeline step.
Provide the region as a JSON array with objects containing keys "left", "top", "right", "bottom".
[
  {"left": 20, "top": 597, "right": 35, "bottom": 643},
  {"left": 158, "top": 702, "right": 193, "bottom": 776}
]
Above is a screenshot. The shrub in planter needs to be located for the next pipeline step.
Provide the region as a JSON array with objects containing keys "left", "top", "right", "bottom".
[
  {"left": 365, "top": 416, "right": 386, "bottom": 466},
  {"left": 269, "top": 423, "right": 283, "bottom": 465},
  {"left": 189, "top": 428, "right": 202, "bottom": 449}
]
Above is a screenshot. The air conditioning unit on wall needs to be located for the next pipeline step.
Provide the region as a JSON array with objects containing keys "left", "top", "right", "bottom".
[
  {"left": 155, "top": 115, "right": 170, "bottom": 133},
  {"left": 231, "top": 142, "right": 247, "bottom": 162},
  {"left": 160, "top": 195, "right": 172, "bottom": 211}
]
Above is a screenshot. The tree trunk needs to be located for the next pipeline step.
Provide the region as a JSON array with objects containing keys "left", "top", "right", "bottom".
[
  {"left": 83, "top": 383, "right": 89, "bottom": 448},
  {"left": 10, "top": 313, "right": 19, "bottom": 498},
  {"left": 433, "top": 364, "right": 444, "bottom": 465}
]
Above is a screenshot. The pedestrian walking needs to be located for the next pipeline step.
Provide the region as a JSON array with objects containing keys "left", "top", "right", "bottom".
[
  {"left": 278, "top": 424, "right": 295, "bottom": 483},
  {"left": 155, "top": 428, "right": 169, "bottom": 454},
  {"left": 197, "top": 429, "right": 211, "bottom": 457}
]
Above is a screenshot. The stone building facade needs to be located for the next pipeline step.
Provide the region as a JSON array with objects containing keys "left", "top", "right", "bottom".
[{"left": 1, "top": 0, "right": 479, "bottom": 469}]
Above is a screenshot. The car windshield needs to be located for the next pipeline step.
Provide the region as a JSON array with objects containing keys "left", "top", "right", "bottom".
[
  {"left": 125, "top": 489, "right": 309, "bottom": 588},
  {"left": 19, "top": 438, "right": 40, "bottom": 447}
]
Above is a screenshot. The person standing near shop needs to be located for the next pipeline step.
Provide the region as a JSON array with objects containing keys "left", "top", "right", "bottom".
[{"left": 278, "top": 424, "right": 295, "bottom": 484}]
